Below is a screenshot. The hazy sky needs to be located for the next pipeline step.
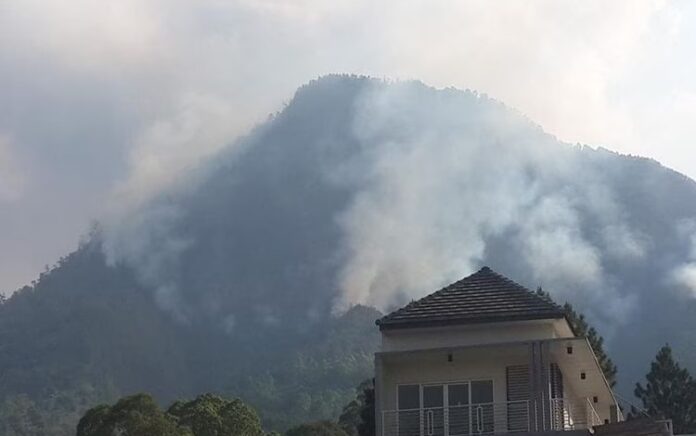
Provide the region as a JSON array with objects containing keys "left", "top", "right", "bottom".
[{"left": 1, "top": 0, "right": 695, "bottom": 294}]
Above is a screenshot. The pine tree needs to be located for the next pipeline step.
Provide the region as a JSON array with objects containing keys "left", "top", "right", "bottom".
[
  {"left": 635, "top": 344, "right": 696, "bottom": 434},
  {"left": 535, "top": 288, "right": 617, "bottom": 387}
]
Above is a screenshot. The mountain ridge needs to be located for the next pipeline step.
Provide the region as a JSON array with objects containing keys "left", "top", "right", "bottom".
[{"left": 2, "top": 74, "right": 696, "bottom": 435}]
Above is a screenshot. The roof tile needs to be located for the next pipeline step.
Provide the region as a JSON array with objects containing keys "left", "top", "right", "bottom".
[{"left": 377, "top": 267, "right": 565, "bottom": 330}]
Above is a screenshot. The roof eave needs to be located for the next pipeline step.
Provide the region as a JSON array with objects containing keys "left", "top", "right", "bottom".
[{"left": 377, "top": 312, "right": 566, "bottom": 331}]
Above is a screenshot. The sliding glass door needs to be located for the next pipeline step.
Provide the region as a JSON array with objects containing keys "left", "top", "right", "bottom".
[
  {"left": 447, "top": 384, "right": 470, "bottom": 436},
  {"left": 471, "top": 381, "right": 494, "bottom": 434},
  {"left": 396, "top": 381, "right": 494, "bottom": 436},
  {"left": 423, "top": 385, "right": 445, "bottom": 436},
  {"left": 398, "top": 385, "right": 421, "bottom": 436}
]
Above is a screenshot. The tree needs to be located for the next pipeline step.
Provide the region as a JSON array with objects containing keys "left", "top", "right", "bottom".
[
  {"left": 635, "top": 344, "right": 696, "bottom": 434},
  {"left": 168, "top": 393, "right": 264, "bottom": 436},
  {"left": 286, "top": 421, "right": 350, "bottom": 436},
  {"left": 0, "top": 394, "right": 45, "bottom": 436},
  {"left": 76, "top": 393, "right": 190, "bottom": 436},
  {"left": 338, "top": 380, "right": 374, "bottom": 436},
  {"left": 77, "top": 392, "right": 263, "bottom": 436},
  {"left": 357, "top": 383, "right": 375, "bottom": 436},
  {"left": 535, "top": 287, "right": 617, "bottom": 387}
]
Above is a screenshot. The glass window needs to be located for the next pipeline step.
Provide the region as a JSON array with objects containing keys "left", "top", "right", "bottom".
[
  {"left": 423, "top": 385, "right": 444, "bottom": 408},
  {"left": 448, "top": 384, "right": 469, "bottom": 406},
  {"left": 398, "top": 385, "right": 420, "bottom": 410},
  {"left": 471, "top": 380, "right": 493, "bottom": 404},
  {"left": 448, "top": 384, "right": 470, "bottom": 436}
]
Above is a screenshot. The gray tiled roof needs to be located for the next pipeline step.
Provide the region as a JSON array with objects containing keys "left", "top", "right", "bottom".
[{"left": 377, "top": 267, "right": 566, "bottom": 330}]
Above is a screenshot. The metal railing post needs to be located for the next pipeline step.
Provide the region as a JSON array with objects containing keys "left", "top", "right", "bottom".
[
  {"left": 382, "top": 411, "right": 385, "bottom": 436},
  {"left": 381, "top": 401, "right": 565, "bottom": 436},
  {"left": 419, "top": 409, "right": 424, "bottom": 436},
  {"left": 526, "top": 400, "right": 531, "bottom": 432},
  {"left": 469, "top": 404, "right": 472, "bottom": 435}
]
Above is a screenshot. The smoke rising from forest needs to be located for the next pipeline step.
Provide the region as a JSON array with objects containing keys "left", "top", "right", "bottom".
[
  {"left": 96, "top": 78, "right": 684, "bottom": 339},
  {"left": 2, "top": 0, "right": 696, "bottom": 297}
]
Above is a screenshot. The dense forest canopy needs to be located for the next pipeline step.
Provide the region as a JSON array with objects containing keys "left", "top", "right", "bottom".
[{"left": 2, "top": 75, "right": 696, "bottom": 435}]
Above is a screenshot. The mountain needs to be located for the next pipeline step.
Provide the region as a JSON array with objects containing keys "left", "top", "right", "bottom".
[{"left": 2, "top": 75, "right": 696, "bottom": 434}]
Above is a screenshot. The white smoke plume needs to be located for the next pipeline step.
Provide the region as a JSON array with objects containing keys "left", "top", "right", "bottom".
[
  {"left": 670, "top": 220, "right": 696, "bottom": 298},
  {"left": 102, "top": 202, "right": 192, "bottom": 322},
  {"left": 98, "top": 92, "right": 245, "bottom": 321},
  {"left": 335, "top": 83, "right": 641, "bottom": 327},
  {"left": 2, "top": 0, "right": 694, "bottom": 297}
]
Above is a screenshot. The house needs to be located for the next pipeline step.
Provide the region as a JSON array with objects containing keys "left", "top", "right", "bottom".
[{"left": 373, "top": 267, "right": 627, "bottom": 436}]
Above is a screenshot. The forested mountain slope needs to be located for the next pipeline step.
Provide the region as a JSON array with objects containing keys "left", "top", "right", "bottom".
[{"left": 2, "top": 75, "right": 696, "bottom": 434}]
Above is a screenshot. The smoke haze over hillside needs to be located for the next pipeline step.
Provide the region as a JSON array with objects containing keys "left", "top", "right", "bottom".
[
  {"left": 61, "top": 75, "right": 696, "bottom": 398},
  {"left": 2, "top": 0, "right": 696, "bottom": 294},
  {"left": 6, "top": 4, "right": 696, "bottom": 434},
  {"left": 335, "top": 83, "right": 642, "bottom": 321},
  {"left": 94, "top": 76, "right": 689, "bottom": 339}
]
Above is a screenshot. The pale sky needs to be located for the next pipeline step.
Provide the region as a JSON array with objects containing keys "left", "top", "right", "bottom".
[{"left": 0, "top": 0, "right": 695, "bottom": 294}]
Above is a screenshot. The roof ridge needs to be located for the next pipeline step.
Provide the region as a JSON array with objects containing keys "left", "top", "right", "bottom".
[{"left": 482, "top": 267, "right": 564, "bottom": 312}]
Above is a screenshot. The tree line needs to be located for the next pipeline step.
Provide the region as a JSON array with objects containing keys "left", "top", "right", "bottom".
[
  {"left": 71, "top": 342, "right": 696, "bottom": 436},
  {"left": 67, "top": 344, "right": 696, "bottom": 436},
  {"left": 70, "top": 382, "right": 375, "bottom": 436},
  {"left": 3, "top": 285, "right": 695, "bottom": 435}
]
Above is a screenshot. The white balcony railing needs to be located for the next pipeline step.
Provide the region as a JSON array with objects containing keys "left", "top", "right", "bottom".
[
  {"left": 382, "top": 398, "right": 600, "bottom": 436},
  {"left": 548, "top": 398, "right": 602, "bottom": 431}
]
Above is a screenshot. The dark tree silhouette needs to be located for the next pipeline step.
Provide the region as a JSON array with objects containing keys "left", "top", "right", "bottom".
[
  {"left": 635, "top": 344, "right": 696, "bottom": 435},
  {"left": 338, "top": 380, "right": 375, "bottom": 436}
]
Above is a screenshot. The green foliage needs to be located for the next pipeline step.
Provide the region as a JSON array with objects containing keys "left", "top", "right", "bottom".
[
  {"left": 17, "top": 75, "right": 696, "bottom": 436},
  {"left": 535, "top": 287, "right": 617, "bottom": 387},
  {"left": 0, "top": 383, "right": 116, "bottom": 436},
  {"left": 0, "top": 240, "right": 380, "bottom": 435},
  {"left": 229, "top": 306, "right": 381, "bottom": 431},
  {"left": 286, "top": 379, "right": 376, "bottom": 436},
  {"left": 77, "top": 392, "right": 265, "bottom": 436},
  {"left": 635, "top": 344, "right": 696, "bottom": 434},
  {"left": 286, "top": 421, "right": 350, "bottom": 436},
  {"left": 168, "top": 393, "right": 264, "bottom": 436},
  {"left": 338, "top": 380, "right": 374, "bottom": 436},
  {"left": 0, "top": 394, "right": 46, "bottom": 436},
  {"left": 76, "top": 393, "right": 190, "bottom": 436},
  {"left": 357, "top": 385, "right": 375, "bottom": 436}
]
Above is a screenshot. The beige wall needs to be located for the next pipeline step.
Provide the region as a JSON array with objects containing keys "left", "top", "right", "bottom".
[
  {"left": 379, "top": 345, "right": 529, "bottom": 411},
  {"left": 374, "top": 320, "right": 609, "bottom": 434},
  {"left": 376, "top": 344, "right": 588, "bottom": 433},
  {"left": 381, "top": 319, "right": 573, "bottom": 353}
]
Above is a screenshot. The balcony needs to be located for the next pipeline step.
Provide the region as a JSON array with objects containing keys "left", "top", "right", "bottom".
[{"left": 381, "top": 398, "right": 602, "bottom": 436}]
